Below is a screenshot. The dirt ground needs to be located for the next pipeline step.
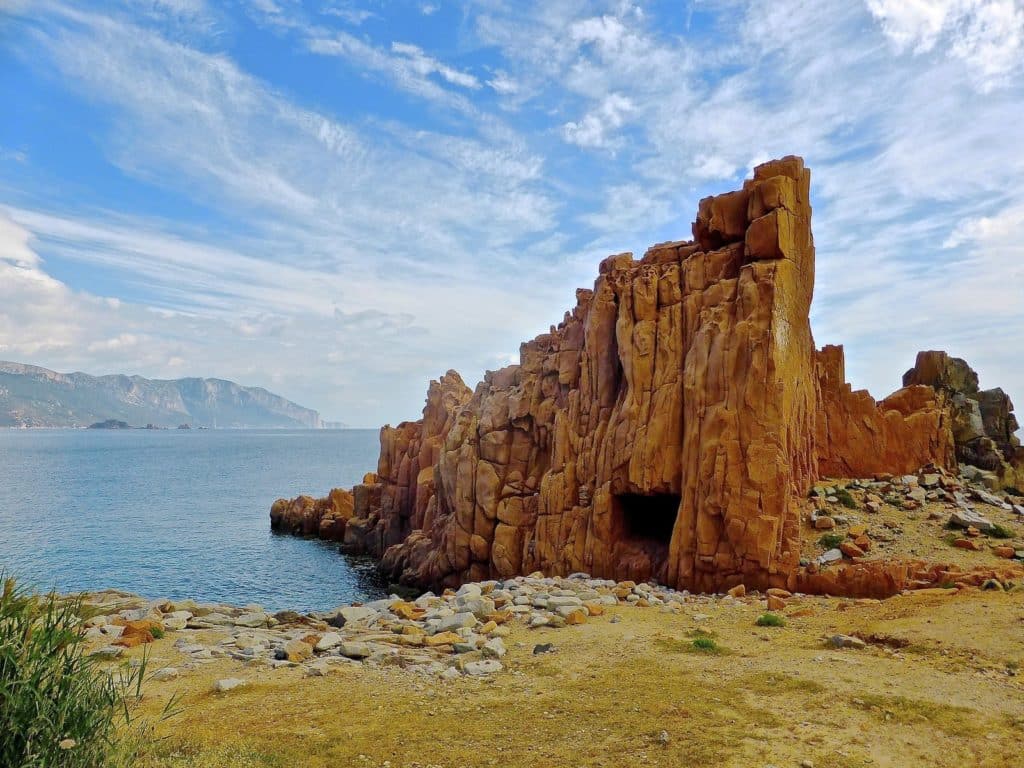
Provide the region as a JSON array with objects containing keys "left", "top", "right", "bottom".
[{"left": 129, "top": 586, "right": 1024, "bottom": 768}]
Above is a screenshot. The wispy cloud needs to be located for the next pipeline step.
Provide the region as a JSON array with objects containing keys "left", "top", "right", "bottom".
[{"left": 867, "top": 0, "right": 1024, "bottom": 91}]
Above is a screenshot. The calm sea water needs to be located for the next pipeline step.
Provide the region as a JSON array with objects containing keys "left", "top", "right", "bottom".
[{"left": 0, "top": 429, "right": 390, "bottom": 612}]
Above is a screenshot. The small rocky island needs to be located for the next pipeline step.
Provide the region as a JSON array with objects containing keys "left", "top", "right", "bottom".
[{"left": 88, "top": 419, "right": 133, "bottom": 430}]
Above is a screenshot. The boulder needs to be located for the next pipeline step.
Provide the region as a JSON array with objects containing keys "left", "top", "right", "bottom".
[
  {"left": 948, "top": 509, "right": 995, "bottom": 533},
  {"left": 279, "top": 639, "right": 313, "bottom": 663}
]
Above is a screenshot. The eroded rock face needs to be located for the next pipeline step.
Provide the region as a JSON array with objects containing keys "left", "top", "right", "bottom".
[
  {"left": 816, "top": 345, "right": 954, "bottom": 477},
  {"left": 330, "top": 157, "right": 943, "bottom": 594},
  {"left": 278, "top": 157, "right": 989, "bottom": 596},
  {"left": 903, "top": 351, "right": 1023, "bottom": 488}
]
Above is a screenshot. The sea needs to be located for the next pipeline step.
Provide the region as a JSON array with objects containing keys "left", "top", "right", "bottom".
[{"left": 0, "top": 428, "right": 391, "bottom": 612}]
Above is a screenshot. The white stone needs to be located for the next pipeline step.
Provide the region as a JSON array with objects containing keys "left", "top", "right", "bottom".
[
  {"left": 315, "top": 632, "right": 344, "bottom": 652},
  {"left": 481, "top": 638, "right": 506, "bottom": 659},
  {"left": 435, "top": 612, "right": 477, "bottom": 633},
  {"left": 213, "top": 678, "right": 246, "bottom": 692},
  {"left": 463, "top": 659, "right": 502, "bottom": 676},
  {"left": 339, "top": 642, "right": 372, "bottom": 659}
]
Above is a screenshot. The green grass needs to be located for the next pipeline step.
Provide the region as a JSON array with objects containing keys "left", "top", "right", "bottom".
[
  {"left": 0, "top": 573, "right": 177, "bottom": 768},
  {"left": 818, "top": 533, "right": 844, "bottom": 549},
  {"left": 834, "top": 488, "right": 858, "bottom": 509},
  {"left": 690, "top": 636, "right": 722, "bottom": 653},
  {"left": 654, "top": 633, "right": 729, "bottom": 655},
  {"left": 755, "top": 612, "right": 786, "bottom": 628},
  {"left": 150, "top": 626, "right": 166, "bottom": 640},
  {"left": 989, "top": 524, "right": 1014, "bottom": 539}
]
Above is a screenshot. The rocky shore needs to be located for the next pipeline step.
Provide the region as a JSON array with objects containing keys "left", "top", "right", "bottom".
[{"left": 91, "top": 464, "right": 1024, "bottom": 689}]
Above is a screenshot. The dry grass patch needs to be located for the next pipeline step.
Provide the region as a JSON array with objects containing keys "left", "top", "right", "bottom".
[
  {"left": 852, "top": 694, "right": 988, "bottom": 737},
  {"left": 735, "top": 672, "right": 825, "bottom": 696}
]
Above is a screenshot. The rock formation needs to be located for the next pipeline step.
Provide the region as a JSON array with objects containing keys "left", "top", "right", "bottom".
[
  {"left": 273, "top": 157, "right": 1021, "bottom": 596},
  {"left": 266, "top": 156, "right": 963, "bottom": 594},
  {"left": 271, "top": 488, "right": 355, "bottom": 540},
  {"left": 902, "top": 351, "right": 1023, "bottom": 489}
]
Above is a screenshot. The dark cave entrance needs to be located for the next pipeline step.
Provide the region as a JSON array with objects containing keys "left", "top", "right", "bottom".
[{"left": 612, "top": 493, "right": 681, "bottom": 579}]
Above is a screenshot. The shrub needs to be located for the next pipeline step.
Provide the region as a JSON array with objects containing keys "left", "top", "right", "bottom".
[
  {"left": 756, "top": 612, "right": 786, "bottom": 628},
  {"left": 150, "top": 626, "right": 166, "bottom": 640},
  {"left": 818, "top": 533, "right": 844, "bottom": 549},
  {"left": 0, "top": 574, "right": 175, "bottom": 768},
  {"left": 834, "top": 488, "right": 858, "bottom": 509}
]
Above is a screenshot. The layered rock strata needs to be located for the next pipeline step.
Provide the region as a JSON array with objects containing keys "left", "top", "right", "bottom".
[{"left": 277, "top": 157, "right": 973, "bottom": 596}]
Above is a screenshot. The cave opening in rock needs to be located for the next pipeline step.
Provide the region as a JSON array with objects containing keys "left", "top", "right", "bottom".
[{"left": 614, "top": 493, "right": 680, "bottom": 548}]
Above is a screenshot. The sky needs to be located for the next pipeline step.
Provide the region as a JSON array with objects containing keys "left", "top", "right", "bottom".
[{"left": 0, "top": 0, "right": 1022, "bottom": 428}]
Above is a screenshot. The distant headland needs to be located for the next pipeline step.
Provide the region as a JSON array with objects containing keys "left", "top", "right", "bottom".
[{"left": 0, "top": 361, "right": 322, "bottom": 429}]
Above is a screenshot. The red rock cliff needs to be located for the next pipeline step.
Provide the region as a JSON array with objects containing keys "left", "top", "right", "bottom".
[{"left": 327, "top": 157, "right": 953, "bottom": 593}]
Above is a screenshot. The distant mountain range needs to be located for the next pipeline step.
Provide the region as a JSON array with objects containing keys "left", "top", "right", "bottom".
[{"left": 0, "top": 361, "right": 322, "bottom": 429}]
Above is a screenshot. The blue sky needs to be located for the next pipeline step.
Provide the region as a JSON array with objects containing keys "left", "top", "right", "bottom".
[{"left": 1, "top": 0, "right": 1023, "bottom": 427}]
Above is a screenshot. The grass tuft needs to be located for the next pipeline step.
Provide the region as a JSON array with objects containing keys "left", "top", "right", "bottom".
[
  {"left": 834, "top": 488, "right": 858, "bottom": 509},
  {"left": 654, "top": 633, "right": 728, "bottom": 655},
  {"left": 818, "top": 533, "right": 844, "bottom": 549},
  {"left": 690, "top": 636, "right": 721, "bottom": 653},
  {"left": 755, "top": 612, "right": 786, "bottom": 628},
  {"left": 852, "top": 694, "right": 987, "bottom": 736},
  {"left": 989, "top": 524, "right": 1014, "bottom": 539}
]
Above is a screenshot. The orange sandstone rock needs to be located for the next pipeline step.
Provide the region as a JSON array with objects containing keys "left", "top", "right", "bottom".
[
  {"left": 271, "top": 157, "right": 984, "bottom": 599},
  {"left": 954, "top": 539, "right": 981, "bottom": 551},
  {"left": 767, "top": 595, "right": 787, "bottom": 611}
]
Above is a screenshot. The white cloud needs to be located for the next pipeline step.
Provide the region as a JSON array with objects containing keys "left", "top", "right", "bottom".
[
  {"left": 866, "top": 0, "right": 1024, "bottom": 91},
  {"left": 486, "top": 71, "right": 518, "bottom": 95},
  {"left": 390, "top": 42, "right": 480, "bottom": 89},
  {"left": 562, "top": 93, "right": 634, "bottom": 149}
]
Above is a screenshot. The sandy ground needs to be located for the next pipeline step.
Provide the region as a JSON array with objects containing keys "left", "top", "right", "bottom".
[{"left": 127, "top": 586, "right": 1024, "bottom": 768}]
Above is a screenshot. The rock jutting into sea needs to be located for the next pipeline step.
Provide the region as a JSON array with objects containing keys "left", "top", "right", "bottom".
[{"left": 272, "top": 155, "right": 1024, "bottom": 597}]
